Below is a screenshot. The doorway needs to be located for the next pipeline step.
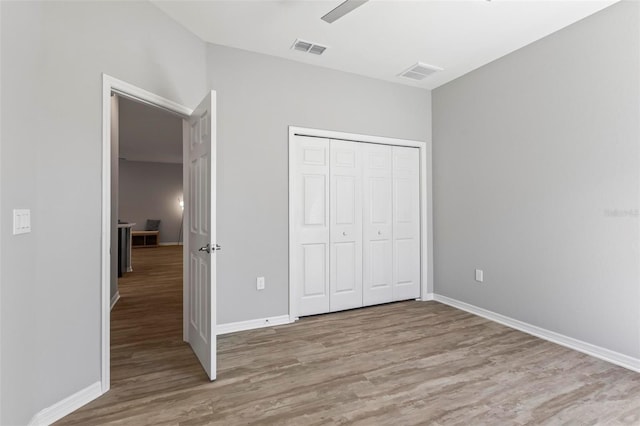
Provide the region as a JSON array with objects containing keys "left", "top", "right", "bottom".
[
  {"left": 110, "top": 92, "right": 188, "bottom": 392},
  {"left": 101, "top": 75, "right": 218, "bottom": 395},
  {"left": 114, "top": 93, "right": 185, "bottom": 296}
]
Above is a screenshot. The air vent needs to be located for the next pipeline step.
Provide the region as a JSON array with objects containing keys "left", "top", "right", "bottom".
[
  {"left": 292, "top": 39, "right": 328, "bottom": 56},
  {"left": 309, "top": 45, "right": 327, "bottom": 55},
  {"left": 398, "top": 62, "right": 443, "bottom": 81}
]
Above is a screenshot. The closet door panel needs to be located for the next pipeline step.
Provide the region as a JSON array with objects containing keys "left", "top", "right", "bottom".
[
  {"left": 334, "top": 242, "right": 356, "bottom": 292},
  {"left": 369, "top": 239, "right": 391, "bottom": 287},
  {"left": 293, "top": 136, "right": 330, "bottom": 316},
  {"left": 301, "top": 243, "right": 327, "bottom": 297},
  {"left": 363, "top": 144, "right": 393, "bottom": 306},
  {"left": 329, "top": 140, "right": 363, "bottom": 312},
  {"left": 392, "top": 146, "right": 420, "bottom": 301}
]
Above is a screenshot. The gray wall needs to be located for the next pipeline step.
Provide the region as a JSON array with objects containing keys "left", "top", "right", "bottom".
[
  {"left": 0, "top": 3, "right": 42, "bottom": 424},
  {"left": 3, "top": 0, "right": 635, "bottom": 423},
  {"left": 207, "top": 44, "right": 431, "bottom": 324},
  {"left": 119, "top": 160, "right": 184, "bottom": 244},
  {"left": 432, "top": 1, "right": 640, "bottom": 357},
  {"left": 118, "top": 96, "right": 184, "bottom": 164},
  {"left": 0, "top": 2, "right": 39, "bottom": 422},
  {"left": 0, "top": 1, "right": 207, "bottom": 424},
  {"left": 0, "top": 1, "right": 430, "bottom": 422}
]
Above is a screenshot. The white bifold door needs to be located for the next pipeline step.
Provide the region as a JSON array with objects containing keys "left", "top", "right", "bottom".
[
  {"left": 292, "top": 136, "right": 420, "bottom": 317},
  {"left": 292, "top": 136, "right": 331, "bottom": 316},
  {"left": 362, "top": 145, "right": 420, "bottom": 304},
  {"left": 330, "top": 141, "right": 363, "bottom": 312},
  {"left": 362, "top": 144, "right": 393, "bottom": 306},
  {"left": 391, "top": 146, "right": 421, "bottom": 301}
]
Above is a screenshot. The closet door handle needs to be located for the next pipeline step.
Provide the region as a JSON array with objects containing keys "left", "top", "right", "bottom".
[
  {"left": 377, "top": 230, "right": 382, "bottom": 235},
  {"left": 342, "top": 231, "right": 347, "bottom": 236}
]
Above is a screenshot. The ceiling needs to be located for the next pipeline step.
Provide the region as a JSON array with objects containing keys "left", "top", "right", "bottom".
[
  {"left": 151, "top": 0, "right": 617, "bottom": 90},
  {"left": 118, "top": 96, "right": 183, "bottom": 164}
]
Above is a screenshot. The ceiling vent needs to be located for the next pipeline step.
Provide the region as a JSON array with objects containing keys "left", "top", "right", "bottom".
[
  {"left": 292, "top": 39, "right": 327, "bottom": 56},
  {"left": 398, "top": 62, "right": 443, "bottom": 81}
]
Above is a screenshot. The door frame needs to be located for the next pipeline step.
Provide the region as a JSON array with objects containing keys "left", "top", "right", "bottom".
[
  {"left": 288, "top": 126, "right": 433, "bottom": 321},
  {"left": 100, "top": 74, "right": 193, "bottom": 393}
]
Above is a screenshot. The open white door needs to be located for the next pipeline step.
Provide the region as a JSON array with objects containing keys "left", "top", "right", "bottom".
[{"left": 187, "top": 91, "right": 217, "bottom": 380}]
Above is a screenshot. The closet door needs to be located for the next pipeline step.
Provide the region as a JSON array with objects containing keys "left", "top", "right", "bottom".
[
  {"left": 292, "top": 136, "right": 330, "bottom": 316},
  {"left": 329, "top": 140, "right": 363, "bottom": 312},
  {"left": 362, "top": 144, "right": 394, "bottom": 306},
  {"left": 392, "top": 146, "right": 420, "bottom": 301}
]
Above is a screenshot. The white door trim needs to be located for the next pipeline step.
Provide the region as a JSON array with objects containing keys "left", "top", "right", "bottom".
[
  {"left": 101, "top": 74, "right": 193, "bottom": 394},
  {"left": 288, "top": 126, "right": 433, "bottom": 321}
]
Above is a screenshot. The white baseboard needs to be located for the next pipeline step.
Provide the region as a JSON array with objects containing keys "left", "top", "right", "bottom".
[
  {"left": 110, "top": 291, "right": 120, "bottom": 310},
  {"left": 434, "top": 294, "right": 640, "bottom": 373},
  {"left": 421, "top": 293, "right": 434, "bottom": 301},
  {"left": 159, "top": 242, "right": 182, "bottom": 246},
  {"left": 217, "top": 315, "right": 292, "bottom": 335},
  {"left": 29, "top": 381, "right": 102, "bottom": 426}
]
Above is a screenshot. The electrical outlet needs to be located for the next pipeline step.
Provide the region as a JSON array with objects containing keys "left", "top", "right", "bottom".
[
  {"left": 13, "top": 209, "right": 31, "bottom": 235},
  {"left": 475, "top": 269, "right": 484, "bottom": 283},
  {"left": 257, "top": 276, "right": 265, "bottom": 290}
]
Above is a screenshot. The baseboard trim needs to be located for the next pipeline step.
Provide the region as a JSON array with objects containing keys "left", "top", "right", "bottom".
[
  {"left": 421, "top": 292, "right": 434, "bottom": 301},
  {"left": 29, "top": 381, "right": 102, "bottom": 426},
  {"left": 110, "top": 291, "right": 120, "bottom": 310},
  {"left": 159, "top": 242, "right": 182, "bottom": 246},
  {"left": 433, "top": 294, "right": 640, "bottom": 373},
  {"left": 217, "top": 315, "right": 292, "bottom": 335}
]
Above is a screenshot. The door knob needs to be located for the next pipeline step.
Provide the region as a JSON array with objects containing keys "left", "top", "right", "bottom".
[
  {"left": 199, "top": 243, "right": 221, "bottom": 253},
  {"left": 342, "top": 231, "right": 347, "bottom": 236},
  {"left": 377, "top": 230, "right": 382, "bottom": 235}
]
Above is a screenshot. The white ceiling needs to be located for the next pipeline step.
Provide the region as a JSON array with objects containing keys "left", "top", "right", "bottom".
[
  {"left": 151, "top": 0, "right": 617, "bottom": 90},
  {"left": 118, "top": 96, "right": 183, "bottom": 164}
]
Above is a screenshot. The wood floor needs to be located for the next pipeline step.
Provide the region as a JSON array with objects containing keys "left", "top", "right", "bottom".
[{"left": 58, "top": 246, "right": 640, "bottom": 425}]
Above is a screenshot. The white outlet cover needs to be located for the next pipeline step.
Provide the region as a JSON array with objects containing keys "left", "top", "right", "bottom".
[
  {"left": 475, "top": 269, "right": 484, "bottom": 282},
  {"left": 13, "top": 209, "right": 31, "bottom": 235},
  {"left": 257, "top": 276, "right": 265, "bottom": 290}
]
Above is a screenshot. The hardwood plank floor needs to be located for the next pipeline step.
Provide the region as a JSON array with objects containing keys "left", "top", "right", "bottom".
[{"left": 58, "top": 246, "right": 640, "bottom": 425}]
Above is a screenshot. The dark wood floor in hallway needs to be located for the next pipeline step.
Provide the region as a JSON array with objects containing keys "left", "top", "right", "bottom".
[{"left": 58, "top": 246, "right": 640, "bottom": 425}]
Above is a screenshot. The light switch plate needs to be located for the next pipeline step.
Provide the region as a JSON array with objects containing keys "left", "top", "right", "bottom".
[
  {"left": 13, "top": 209, "right": 31, "bottom": 235},
  {"left": 257, "top": 276, "right": 265, "bottom": 290},
  {"left": 475, "top": 269, "right": 484, "bottom": 283}
]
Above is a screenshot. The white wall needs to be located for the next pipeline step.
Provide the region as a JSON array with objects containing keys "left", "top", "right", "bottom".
[
  {"left": 119, "top": 160, "right": 184, "bottom": 244},
  {"left": 0, "top": 1, "right": 207, "bottom": 424},
  {"left": 432, "top": 1, "right": 640, "bottom": 358},
  {"left": 207, "top": 44, "right": 431, "bottom": 324}
]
